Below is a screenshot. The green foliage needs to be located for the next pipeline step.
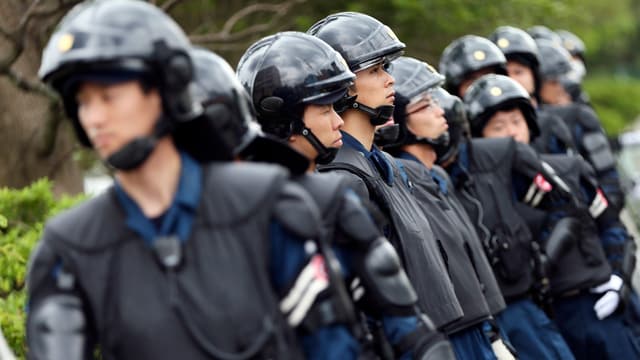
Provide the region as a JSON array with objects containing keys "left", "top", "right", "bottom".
[
  {"left": 583, "top": 75, "right": 640, "bottom": 135},
  {"left": 0, "top": 179, "right": 84, "bottom": 359}
]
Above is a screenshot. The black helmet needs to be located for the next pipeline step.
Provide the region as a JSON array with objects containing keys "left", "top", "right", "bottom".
[
  {"left": 489, "top": 26, "right": 541, "bottom": 99},
  {"left": 430, "top": 87, "right": 469, "bottom": 165},
  {"left": 527, "top": 25, "right": 561, "bottom": 45},
  {"left": 39, "top": 0, "right": 199, "bottom": 170},
  {"left": 439, "top": 35, "right": 507, "bottom": 96},
  {"left": 535, "top": 39, "right": 575, "bottom": 82},
  {"left": 463, "top": 74, "right": 539, "bottom": 139},
  {"left": 308, "top": 12, "right": 405, "bottom": 125},
  {"left": 237, "top": 31, "right": 355, "bottom": 165},
  {"left": 180, "top": 47, "right": 254, "bottom": 162},
  {"left": 383, "top": 56, "right": 447, "bottom": 150},
  {"left": 489, "top": 26, "right": 540, "bottom": 69},
  {"left": 187, "top": 47, "right": 308, "bottom": 173},
  {"left": 556, "top": 29, "right": 586, "bottom": 59}
]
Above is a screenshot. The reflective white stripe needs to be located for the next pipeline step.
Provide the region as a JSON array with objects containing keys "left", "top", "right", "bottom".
[
  {"left": 531, "top": 190, "right": 545, "bottom": 207},
  {"left": 590, "top": 190, "right": 608, "bottom": 218},
  {"left": 524, "top": 181, "right": 538, "bottom": 204},
  {"left": 280, "top": 255, "right": 323, "bottom": 314},
  {"left": 287, "top": 278, "right": 328, "bottom": 327},
  {"left": 279, "top": 255, "right": 329, "bottom": 327},
  {"left": 350, "top": 277, "right": 365, "bottom": 301}
]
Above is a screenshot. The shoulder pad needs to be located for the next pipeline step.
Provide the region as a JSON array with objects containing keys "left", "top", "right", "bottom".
[
  {"left": 201, "top": 162, "right": 290, "bottom": 225},
  {"left": 513, "top": 141, "right": 543, "bottom": 178},
  {"left": 46, "top": 189, "right": 127, "bottom": 252},
  {"left": 574, "top": 104, "right": 603, "bottom": 131},
  {"left": 26, "top": 238, "right": 61, "bottom": 298},
  {"left": 273, "top": 181, "right": 323, "bottom": 240},
  {"left": 468, "top": 137, "right": 515, "bottom": 170},
  {"left": 294, "top": 173, "right": 348, "bottom": 218}
]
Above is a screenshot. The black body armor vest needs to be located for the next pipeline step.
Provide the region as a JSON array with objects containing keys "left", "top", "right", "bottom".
[
  {"left": 28, "top": 163, "right": 307, "bottom": 360},
  {"left": 399, "top": 159, "right": 494, "bottom": 334},
  {"left": 449, "top": 138, "right": 539, "bottom": 301},
  {"left": 431, "top": 165, "right": 507, "bottom": 317},
  {"left": 516, "top": 154, "right": 612, "bottom": 296},
  {"left": 319, "top": 145, "right": 463, "bottom": 330}
]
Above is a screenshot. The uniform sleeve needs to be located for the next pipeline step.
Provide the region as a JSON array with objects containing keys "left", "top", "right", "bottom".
[
  {"left": 26, "top": 234, "right": 95, "bottom": 360},
  {"left": 268, "top": 181, "right": 361, "bottom": 359}
]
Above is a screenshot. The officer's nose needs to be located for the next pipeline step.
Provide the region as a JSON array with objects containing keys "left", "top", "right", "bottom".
[{"left": 331, "top": 109, "right": 344, "bottom": 130}]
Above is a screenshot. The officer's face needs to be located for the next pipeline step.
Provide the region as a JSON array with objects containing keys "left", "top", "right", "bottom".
[
  {"left": 406, "top": 93, "right": 448, "bottom": 140},
  {"left": 507, "top": 61, "right": 536, "bottom": 95},
  {"left": 292, "top": 104, "right": 344, "bottom": 160},
  {"left": 540, "top": 79, "right": 572, "bottom": 105},
  {"left": 76, "top": 81, "right": 162, "bottom": 159},
  {"left": 482, "top": 107, "right": 530, "bottom": 144},
  {"left": 458, "top": 68, "right": 494, "bottom": 97},
  {"left": 351, "top": 63, "right": 395, "bottom": 109}
]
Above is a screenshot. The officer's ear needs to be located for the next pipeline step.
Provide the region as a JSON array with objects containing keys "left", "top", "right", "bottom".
[{"left": 348, "top": 83, "right": 358, "bottom": 96}]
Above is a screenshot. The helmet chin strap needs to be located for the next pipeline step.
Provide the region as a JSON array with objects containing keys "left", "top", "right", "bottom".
[
  {"left": 352, "top": 101, "right": 395, "bottom": 126},
  {"left": 301, "top": 127, "right": 338, "bottom": 165},
  {"left": 333, "top": 94, "right": 394, "bottom": 126},
  {"left": 408, "top": 130, "right": 450, "bottom": 148},
  {"left": 106, "top": 116, "right": 173, "bottom": 171}
]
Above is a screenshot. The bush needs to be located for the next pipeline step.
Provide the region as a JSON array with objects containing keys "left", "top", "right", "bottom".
[
  {"left": 0, "top": 179, "right": 84, "bottom": 359},
  {"left": 583, "top": 75, "right": 640, "bottom": 135}
]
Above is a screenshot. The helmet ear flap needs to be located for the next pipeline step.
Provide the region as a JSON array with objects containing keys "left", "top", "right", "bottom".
[
  {"left": 165, "top": 52, "right": 193, "bottom": 91},
  {"left": 259, "top": 96, "right": 284, "bottom": 117},
  {"left": 153, "top": 40, "right": 193, "bottom": 93}
]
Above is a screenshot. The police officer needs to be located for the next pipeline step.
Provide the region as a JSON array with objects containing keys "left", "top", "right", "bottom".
[
  {"left": 488, "top": 26, "right": 577, "bottom": 155},
  {"left": 232, "top": 33, "right": 454, "bottom": 359},
  {"left": 307, "top": 12, "right": 465, "bottom": 333},
  {"left": 433, "top": 73, "right": 577, "bottom": 357},
  {"left": 383, "top": 56, "right": 514, "bottom": 359},
  {"left": 27, "top": 1, "right": 359, "bottom": 359},
  {"left": 465, "top": 73, "right": 640, "bottom": 359}
]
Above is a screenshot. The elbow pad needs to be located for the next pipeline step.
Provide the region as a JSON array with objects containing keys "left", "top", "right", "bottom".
[
  {"left": 620, "top": 240, "right": 637, "bottom": 283},
  {"left": 352, "top": 238, "right": 418, "bottom": 316},
  {"left": 544, "top": 217, "right": 580, "bottom": 273},
  {"left": 27, "top": 294, "right": 90, "bottom": 360},
  {"left": 582, "top": 132, "right": 616, "bottom": 173}
]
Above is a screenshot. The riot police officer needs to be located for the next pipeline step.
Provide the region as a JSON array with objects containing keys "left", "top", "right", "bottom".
[
  {"left": 383, "top": 56, "right": 515, "bottom": 359},
  {"left": 465, "top": 73, "right": 640, "bottom": 359},
  {"left": 232, "top": 32, "right": 454, "bottom": 359},
  {"left": 307, "top": 11, "right": 465, "bottom": 333},
  {"left": 27, "top": 1, "right": 357, "bottom": 359}
]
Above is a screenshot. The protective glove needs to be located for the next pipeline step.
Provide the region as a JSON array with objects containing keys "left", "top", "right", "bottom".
[
  {"left": 590, "top": 274, "right": 624, "bottom": 320},
  {"left": 490, "top": 338, "right": 516, "bottom": 360}
]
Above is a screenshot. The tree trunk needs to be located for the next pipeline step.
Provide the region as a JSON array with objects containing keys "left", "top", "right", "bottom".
[{"left": 0, "top": 0, "right": 83, "bottom": 195}]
